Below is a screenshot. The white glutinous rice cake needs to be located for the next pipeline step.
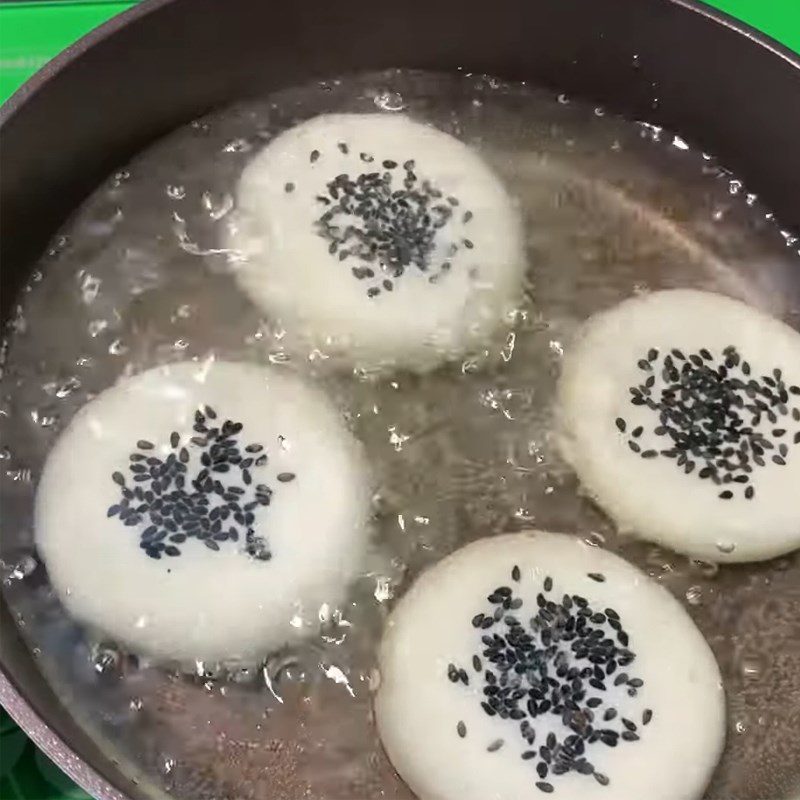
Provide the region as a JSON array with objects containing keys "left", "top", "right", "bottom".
[
  {"left": 226, "top": 113, "right": 526, "bottom": 371},
  {"left": 558, "top": 289, "right": 800, "bottom": 563},
  {"left": 375, "top": 531, "right": 726, "bottom": 800},
  {"left": 35, "top": 360, "right": 371, "bottom": 663}
]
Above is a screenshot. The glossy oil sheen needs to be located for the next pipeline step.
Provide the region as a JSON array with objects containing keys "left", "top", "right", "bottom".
[{"left": 1, "top": 70, "right": 799, "bottom": 800}]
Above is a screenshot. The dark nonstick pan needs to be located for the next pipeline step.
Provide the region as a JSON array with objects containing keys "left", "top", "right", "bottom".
[{"left": 0, "top": 1, "right": 798, "bottom": 798}]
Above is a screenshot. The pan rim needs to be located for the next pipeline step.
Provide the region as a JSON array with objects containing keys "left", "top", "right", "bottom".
[
  {"left": 0, "top": 670, "right": 129, "bottom": 800},
  {"left": 0, "top": 0, "right": 798, "bottom": 128}
]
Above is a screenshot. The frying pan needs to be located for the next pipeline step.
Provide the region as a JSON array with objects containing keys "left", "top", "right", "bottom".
[{"left": 0, "top": 1, "right": 798, "bottom": 797}]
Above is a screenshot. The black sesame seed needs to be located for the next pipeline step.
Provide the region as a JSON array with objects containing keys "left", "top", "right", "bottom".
[
  {"left": 600, "top": 731, "right": 619, "bottom": 747},
  {"left": 112, "top": 471, "right": 126, "bottom": 486},
  {"left": 512, "top": 565, "right": 521, "bottom": 582},
  {"left": 587, "top": 573, "right": 605, "bottom": 583},
  {"left": 137, "top": 440, "right": 154, "bottom": 450},
  {"left": 535, "top": 781, "right": 554, "bottom": 794},
  {"left": 457, "top": 721, "right": 467, "bottom": 738}
]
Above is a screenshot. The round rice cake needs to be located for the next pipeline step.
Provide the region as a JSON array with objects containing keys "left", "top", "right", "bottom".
[
  {"left": 558, "top": 289, "right": 800, "bottom": 563},
  {"left": 375, "top": 531, "right": 726, "bottom": 800},
  {"left": 226, "top": 113, "right": 526, "bottom": 371},
  {"left": 35, "top": 360, "right": 371, "bottom": 663}
]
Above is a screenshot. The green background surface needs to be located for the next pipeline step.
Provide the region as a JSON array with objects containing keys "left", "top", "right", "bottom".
[{"left": 0, "top": 1, "right": 798, "bottom": 798}]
